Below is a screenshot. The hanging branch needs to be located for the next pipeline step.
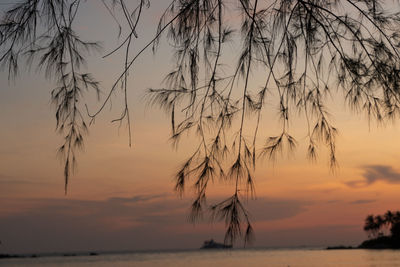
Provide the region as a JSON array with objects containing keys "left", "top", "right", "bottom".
[{"left": 2, "top": 0, "right": 400, "bottom": 245}]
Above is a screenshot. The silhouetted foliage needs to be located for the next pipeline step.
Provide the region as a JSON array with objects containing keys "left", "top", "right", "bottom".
[
  {"left": 364, "top": 211, "right": 400, "bottom": 238},
  {"left": 361, "top": 211, "right": 400, "bottom": 248},
  {"left": 2, "top": 0, "right": 400, "bottom": 245}
]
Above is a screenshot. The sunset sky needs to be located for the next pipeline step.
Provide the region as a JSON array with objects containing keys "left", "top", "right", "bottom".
[{"left": 1, "top": 0, "right": 400, "bottom": 254}]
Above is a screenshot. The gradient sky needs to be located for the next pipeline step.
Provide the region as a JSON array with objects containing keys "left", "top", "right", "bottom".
[{"left": 1, "top": 1, "right": 400, "bottom": 254}]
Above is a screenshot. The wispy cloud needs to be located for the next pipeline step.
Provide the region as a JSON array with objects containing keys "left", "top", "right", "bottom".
[
  {"left": 345, "top": 165, "right": 400, "bottom": 188},
  {"left": 0, "top": 195, "right": 309, "bottom": 226},
  {"left": 0, "top": 174, "right": 52, "bottom": 186},
  {"left": 108, "top": 194, "right": 168, "bottom": 204},
  {"left": 349, "top": 199, "right": 376, "bottom": 205},
  {"left": 247, "top": 198, "right": 311, "bottom": 221}
]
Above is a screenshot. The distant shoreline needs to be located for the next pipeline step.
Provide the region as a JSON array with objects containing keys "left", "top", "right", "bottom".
[
  {"left": 326, "top": 236, "right": 400, "bottom": 250},
  {"left": 0, "top": 252, "right": 99, "bottom": 259},
  {"left": 326, "top": 246, "right": 357, "bottom": 250},
  {"left": 2, "top": 244, "right": 399, "bottom": 260}
]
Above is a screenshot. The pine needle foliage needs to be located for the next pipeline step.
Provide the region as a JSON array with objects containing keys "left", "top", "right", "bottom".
[{"left": 2, "top": 0, "right": 400, "bottom": 245}]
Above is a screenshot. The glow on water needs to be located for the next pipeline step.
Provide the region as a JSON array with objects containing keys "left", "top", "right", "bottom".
[{"left": 2, "top": 248, "right": 400, "bottom": 267}]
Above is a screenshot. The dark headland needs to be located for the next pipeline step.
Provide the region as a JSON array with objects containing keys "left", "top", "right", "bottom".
[{"left": 327, "top": 211, "right": 400, "bottom": 250}]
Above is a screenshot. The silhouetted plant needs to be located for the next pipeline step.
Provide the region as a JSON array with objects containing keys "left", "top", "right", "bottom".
[
  {"left": 364, "top": 211, "right": 400, "bottom": 239},
  {"left": 2, "top": 0, "right": 400, "bottom": 245}
]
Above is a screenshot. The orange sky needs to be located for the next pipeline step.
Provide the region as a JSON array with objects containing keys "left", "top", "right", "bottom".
[{"left": 1, "top": 0, "right": 400, "bottom": 254}]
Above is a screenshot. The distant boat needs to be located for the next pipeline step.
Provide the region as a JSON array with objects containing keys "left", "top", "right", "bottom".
[{"left": 201, "top": 239, "right": 232, "bottom": 249}]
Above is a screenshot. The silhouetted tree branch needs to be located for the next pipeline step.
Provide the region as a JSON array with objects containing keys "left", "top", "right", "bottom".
[{"left": 2, "top": 0, "right": 400, "bottom": 245}]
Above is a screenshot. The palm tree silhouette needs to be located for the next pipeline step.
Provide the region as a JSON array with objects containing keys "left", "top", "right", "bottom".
[
  {"left": 364, "top": 215, "right": 375, "bottom": 238},
  {"left": 384, "top": 211, "right": 394, "bottom": 225},
  {"left": 364, "top": 211, "right": 400, "bottom": 239}
]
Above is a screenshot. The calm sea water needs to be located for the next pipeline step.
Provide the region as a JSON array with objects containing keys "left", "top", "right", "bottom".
[{"left": 1, "top": 248, "right": 400, "bottom": 267}]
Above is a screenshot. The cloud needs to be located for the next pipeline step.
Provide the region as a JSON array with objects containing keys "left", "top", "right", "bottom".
[
  {"left": 108, "top": 194, "right": 168, "bottom": 204},
  {"left": 0, "top": 195, "right": 308, "bottom": 226},
  {"left": 0, "top": 174, "right": 21, "bottom": 184},
  {"left": 0, "top": 194, "right": 190, "bottom": 253},
  {"left": 349, "top": 199, "right": 376, "bottom": 205},
  {"left": 0, "top": 174, "right": 51, "bottom": 186},
  {"left": 246, "top": 198, "right": 311, "bottom": 221},
  {"left": 345, "top": 165, "right": 400, "bottom": 188},
  {"left": 0, "top": 195, "right": 310, "bottom": 253},
  {"left": 325, "top": 200, "right": 340, "bottom": 204}
]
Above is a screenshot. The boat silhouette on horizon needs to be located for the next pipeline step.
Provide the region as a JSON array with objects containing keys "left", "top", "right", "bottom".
[{"left": 201, "top": 239, "right": 232, "bottom": 249}]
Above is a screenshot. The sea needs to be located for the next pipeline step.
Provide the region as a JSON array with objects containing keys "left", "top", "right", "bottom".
[{"left": 1, "top": 248, "right": 400, "bottom": 266}]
